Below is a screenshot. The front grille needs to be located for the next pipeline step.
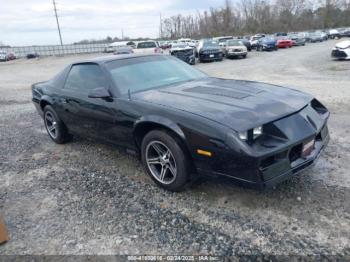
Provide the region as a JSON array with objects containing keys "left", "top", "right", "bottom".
[{"left": 203, "top": 49, "right": 220, "bottom": 54}]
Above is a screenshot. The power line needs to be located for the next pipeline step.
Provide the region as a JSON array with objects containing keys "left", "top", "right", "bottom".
[{"left": 53, "top": 0, "right": 63, "bottom": 45}]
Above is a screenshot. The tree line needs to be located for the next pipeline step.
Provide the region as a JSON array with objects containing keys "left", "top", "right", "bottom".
[{"left": 160, "top": 0, "right": 350, "bottom": 39}]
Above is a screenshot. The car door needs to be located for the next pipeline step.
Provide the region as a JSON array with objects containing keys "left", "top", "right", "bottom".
[{"left": 58, "top": 63, "right": 118, "bottom": 140}]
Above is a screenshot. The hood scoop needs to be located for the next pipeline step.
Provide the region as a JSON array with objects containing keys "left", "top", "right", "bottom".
[{"left": 183, "top": 86, "right": 249, "bottom": 99}]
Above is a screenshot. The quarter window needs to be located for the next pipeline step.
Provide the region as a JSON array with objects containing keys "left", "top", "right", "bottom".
[{"left": 64, "top": 64, "right": 108, "bottom": 91}]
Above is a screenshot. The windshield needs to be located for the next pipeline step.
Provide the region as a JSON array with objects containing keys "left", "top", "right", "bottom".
[
  {"left": 226, "top": 40, "right": 243, "bottom": 46},
  {"left": 106, "top": 56, "right": 207, "bottom": 95},
  {"left": 218, "top": 37, "right": 232, "bottom": 42},
  {"left": 203, "top": 41, "right": 219, "bottom": 47}
]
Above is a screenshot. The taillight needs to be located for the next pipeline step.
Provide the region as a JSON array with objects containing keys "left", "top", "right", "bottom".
[{"left": 154, "top": 48, "right": 163, "bottom": 53}]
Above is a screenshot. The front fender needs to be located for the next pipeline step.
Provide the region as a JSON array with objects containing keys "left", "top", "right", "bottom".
[{"left": 134, "top": 115, "right": 186, "bottom": 140}]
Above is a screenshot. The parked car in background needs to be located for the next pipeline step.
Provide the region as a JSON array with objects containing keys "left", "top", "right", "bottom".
[
  {"left": 250, "top": 34, "right": 265, "bottom": 49},
  {"left": 0, "top": 50, "right": 16, "bottom": 61},
  {"left": 317, "top": 31, "right": 328, "bottom": 41},
  {"left": 158, "top": 41, "right": 171, "bottom": 49},
  {"left": 0, "top": 50, "right": 8, "bottom": 61},
  {"left": 328, "top": 29, "right": 341, "bottom": 39},
  {"left": 197, "top": 39, "right": 223, "bottom": 62},
  {"left": 32, "top": 54, "right": 330, "bottom": 191},
  {"left": 213, "top": 36, "right": 233, "bottom": 54},
  {"left": 288, "top": 33, "right": 306, "bottom": 46},
  {"left": 27, "top": 53, "right": 40, "bottom": 59},
  {"left": 170, "top": 43, "right": 196, "bottom": 65},
  {"left": 338, "top": 28, "right": 350, "bottom": 38},
  {"left": 299, "top": 32, "right": 311, "bottom": 42},
  {"left": 331, "top": 40, "right": 350, "bottom": 60},
  {"left": 309, "top": 32, "right": 323, "bottom": 42},
  {"left": 224, "top": 39, "right": 247, "bottom": 59},
  {"left": 256, "top": 37, "right": 277, "bottom": 51},
  {"left": 275, "top": 32, "right": 287, "bottom": 37},
  {"left": 238, "top": 38, "right": 252, "bottom": 51},
  {"left": 104, "top": 41, "right": 134, "bottom": 53},
  {"left": 113, "top": 46, "right": 133, "bottom": 55},
  {"left": 134, "top": 40, "right": 162, "bottom": 54},
  {"left": 276, "top": 36, "right": 293, "bottom": 48}
]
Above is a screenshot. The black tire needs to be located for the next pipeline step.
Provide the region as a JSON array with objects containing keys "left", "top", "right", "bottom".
[
  {"left": 141, "top": 130, "right": 191, "bottom": 192},
  {"left": 242, "top": 54, "right": 247, "bottom": 58},
  {"left": 43, "top": 105, "right": 70, "bottom": 144}
]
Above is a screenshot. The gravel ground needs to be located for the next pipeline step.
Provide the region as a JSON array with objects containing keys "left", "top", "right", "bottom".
[{"left": 0, "top": 40, "right": 350, "bottom": 257}]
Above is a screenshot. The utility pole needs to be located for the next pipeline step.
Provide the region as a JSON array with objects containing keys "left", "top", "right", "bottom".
[
  {"left": 121, "top": 29, "right": 124, "bottom": 40},
  {"left": 159, "top": 13, "right": 162, "bottom": 39},
  {"left": 53, "top": 0, "right": 63, "bottom": 45}
]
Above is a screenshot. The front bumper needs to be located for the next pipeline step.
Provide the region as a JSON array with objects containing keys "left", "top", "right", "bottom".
[
  {"left": 226, "top": 51, "right": 247, "bottom": 57},
  {"left": 195, "top": 104, "right": 330, "bottom": 189},
  {"left": 173, "top": 54, "right": 195, "bottom": 64},
  {"left": 259, "top": 45, "right": 276, "bottom": 51}
]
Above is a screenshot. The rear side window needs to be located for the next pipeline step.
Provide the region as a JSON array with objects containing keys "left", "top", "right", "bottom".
[
  {"left": 64, "top": 64, "right": 108, "bottom": 92},
  {"left": 137, "top": 42, "right": 157, "bottom": 49}
]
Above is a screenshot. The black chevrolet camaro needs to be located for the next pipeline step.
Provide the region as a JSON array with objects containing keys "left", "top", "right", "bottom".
[{"left": 32, "top": 54, "right": 330, "bottom": 191}]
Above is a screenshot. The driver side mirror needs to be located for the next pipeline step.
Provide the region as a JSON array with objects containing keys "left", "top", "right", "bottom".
[{"left": 88, "top": 87, "right": 111, "bottom": 99}]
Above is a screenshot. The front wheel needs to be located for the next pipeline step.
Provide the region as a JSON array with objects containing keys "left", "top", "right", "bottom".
[
  {"left": 141, "top": 130, "right": 191, "bottom": 192},
  {"left": 43, "top": 105, "right": 70, "bottom": 144}
]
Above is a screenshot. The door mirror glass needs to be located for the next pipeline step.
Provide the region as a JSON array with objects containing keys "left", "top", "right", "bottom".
[{"left": 88, "top": 87, "right": 111, "bottom": 98}]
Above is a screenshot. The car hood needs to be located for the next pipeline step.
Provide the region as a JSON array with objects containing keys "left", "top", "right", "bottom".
[
  {"left": 133, "top": 78, "right": 313, "bottom": 132},
  {"left": 335, "top": 40, "right": 350, "bottom": 49}
]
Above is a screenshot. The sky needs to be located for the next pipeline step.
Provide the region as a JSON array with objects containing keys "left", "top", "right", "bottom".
[{"left": 0, "top": 0, "right": 224, "bottom": 46}]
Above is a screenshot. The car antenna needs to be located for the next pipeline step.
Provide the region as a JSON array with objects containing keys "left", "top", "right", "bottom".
[{"left": 128, "top": 89, "right": 131, "bottom": 100}]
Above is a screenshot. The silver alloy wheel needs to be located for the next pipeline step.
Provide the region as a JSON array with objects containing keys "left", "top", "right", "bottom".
[
  {"left": 45, "top": 111, "right": 58, "bottom": 139},
  {"left": 146, "top": 141, "right": 177, "bottom": 185}
]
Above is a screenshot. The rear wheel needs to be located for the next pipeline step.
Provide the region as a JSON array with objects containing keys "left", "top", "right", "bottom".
[
  {"left": 141, "top": 130, "right": 191, "bottom": 191},
  {"left": 43, "top": 105, "right": 70, "bottom": 144}
]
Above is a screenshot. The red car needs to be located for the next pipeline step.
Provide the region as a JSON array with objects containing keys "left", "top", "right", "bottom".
[
  {"left": 7, "top": 52, "right": 16, "bottom": 60},
  {"left": 276, "top": 37, "right": 293, "bottom": 48}
]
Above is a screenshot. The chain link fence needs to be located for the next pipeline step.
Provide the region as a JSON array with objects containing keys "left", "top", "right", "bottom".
[{"left": 1, "top": 43, "right": 110, "bottom": 58}]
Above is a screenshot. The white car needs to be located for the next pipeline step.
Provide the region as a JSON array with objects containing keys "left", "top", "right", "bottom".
[
  {"left": 133, "top": 40, "right": 162, "bottom": 54},
  {"left": 250, "top": 34, "right": 265, "bottom": 48},
  {"left": 331, "top": 40, "right": 350, "bottom": 60},
  {"left": 0, "top": 50, "right": 7, "bottom": 61}
]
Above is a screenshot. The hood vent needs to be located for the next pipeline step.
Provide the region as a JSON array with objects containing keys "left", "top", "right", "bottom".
[{"left": 183, "top": 86, "right": 250, "bottom": 99}]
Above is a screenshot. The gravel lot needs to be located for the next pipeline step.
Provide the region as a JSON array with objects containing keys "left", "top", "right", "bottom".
[{"left": 1, "top": 40, "right": 350, "bottom": 257}]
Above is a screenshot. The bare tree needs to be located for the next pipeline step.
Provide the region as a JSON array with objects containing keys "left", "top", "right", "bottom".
[{"left": 160, "top": 0, "right": 350, "bottom": 39}]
